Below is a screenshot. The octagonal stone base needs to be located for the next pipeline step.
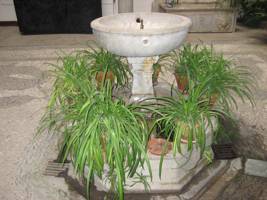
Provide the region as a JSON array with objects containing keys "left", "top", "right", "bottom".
[{"left": 93, "top": 118, "right": 217, "bottom": 193}]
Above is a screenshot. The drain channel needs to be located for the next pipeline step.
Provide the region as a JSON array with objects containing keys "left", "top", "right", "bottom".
[
  {"left": 43, "top": 160, "right": 70, "bottom": 177},
  {"left": 212, "top": 144, "right": 237, "bottom": 160}
]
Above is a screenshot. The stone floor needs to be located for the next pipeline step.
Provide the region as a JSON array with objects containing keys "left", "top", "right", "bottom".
[
  {"left": 219, "top": 173, "right": 267, "bottom": 200},
  {"left": 0, "top": 25, "right": 267, "bottom": 200}
]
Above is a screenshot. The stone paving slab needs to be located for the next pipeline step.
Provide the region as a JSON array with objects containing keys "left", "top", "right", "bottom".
[
  {"left": 245, "top": 159, "right": 267, "bottom": 178},
  {"left": 179, "top": 160, "right": 229, "bottom": 200},
  {"left": 199, "top": 158, "right": 243, "bottom": 200},
  {"left": 218, "top": 173, "right": 267, "bottom": 200}
]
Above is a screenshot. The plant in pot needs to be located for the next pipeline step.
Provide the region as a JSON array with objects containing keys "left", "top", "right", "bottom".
[
  {"left": 147, "top": 125, "right": 173, "bottom": 156},
  {"left": 169, "top": 49, "right": 189, "bottom": 94},
  {"left": 149, "top": 82, "right": 228, "bottom": 173},
  {"left": 152, "top": 62, "right": 162, "bottom": 86},
  {"left": 40, "top": 52, "right": 95, "bottom": 115},
  {"left": 192, "top": 51, "right": 255, "bottom": 109},
  {"left": 63, "top": 89, "right": 151, "bottom": 199},
  {"left": 152, "top": 54, "right": 170, "bottom": 86},
  {"left": 39, "top": 52, "right": 151, "bottom": 200},
  {"left": 172, "top": 44, "right": 255, "bottom": 109},
  {"left": 168, "top": 44, "right": 212, "bottom": 94},
  {"left": 82, "top": 46, "right": 131, "bottom": 89}
]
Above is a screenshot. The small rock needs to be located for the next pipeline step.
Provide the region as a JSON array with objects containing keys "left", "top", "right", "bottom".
[
  {"left": 230, "top": 158, "right": 242, "bottom": 171},
  {"left": 245, "top": 159, "right": 267, "bottom": 178}
]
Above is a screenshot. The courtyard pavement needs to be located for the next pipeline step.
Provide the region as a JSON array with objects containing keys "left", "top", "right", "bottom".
[{"left": 0, "top": 25, "right": 267, "bottom": 200}]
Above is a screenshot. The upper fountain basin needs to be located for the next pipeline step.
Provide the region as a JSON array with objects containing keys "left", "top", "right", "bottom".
[{"left": 91, "top": 12, "right": 192, "bottom": 57}]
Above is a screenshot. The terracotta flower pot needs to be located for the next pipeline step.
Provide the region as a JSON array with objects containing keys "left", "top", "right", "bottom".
[
  {"left": 209, "top": 93, "right": 219, "bottom": 107},
  {"left": 174, "top": 73, "right": 188, "bottom": 93},
  {"left": 95, "top": 71, "right": 114, "bottom": 87},
  {"left": 181, "top": 137, "right": 197, "bottom": 144},
  {"left": 148, "top": 137, "right": 172, "bottom": 156},
  {"left": 179, "top": 122, "right": 198, "bottom": 144},
  {"left": 152, "top": 68, "right": 161, "bottom": 86}
]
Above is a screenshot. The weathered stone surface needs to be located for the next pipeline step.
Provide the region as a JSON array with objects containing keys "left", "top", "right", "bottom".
[
  {"left": 218, "top": 174, "right": 267, "bottom": 200},
  {"left": 179, "top": 0, "right": 217, "bottom": 3},
  {"left": 179, "top": 160, "right": 229, "bottom": 200},
  {"left": 160, "top": 3, "right": 237, "bottom": 32},
  {"left": 133, "top": 0, "right": 154, "bottom": 12},
  {"left": 245, "top": 159, "right": 267, "bottom": 178},
  {"left": 199, "top": 162, "right": 240, "bottom": 200},
  {"left": 229, "top": 158, "right": 243, "bottom": 171},
  {"left": 118, "top": 0, "right": 133, "bottom": 13}
]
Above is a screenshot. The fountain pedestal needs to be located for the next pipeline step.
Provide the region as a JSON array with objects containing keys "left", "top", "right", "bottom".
[
  {"left": 90, "top": 12, "right": 199, "bottom": 194},
  {"left": 128, "top": 56, "right": 158, "bottom": 102}
]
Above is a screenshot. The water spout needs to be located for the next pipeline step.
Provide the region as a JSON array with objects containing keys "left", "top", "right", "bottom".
[{"left": 136, "top": 18, "right": 144, "bottom": 30}]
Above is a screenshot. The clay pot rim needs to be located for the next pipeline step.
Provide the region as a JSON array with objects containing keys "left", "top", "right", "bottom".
[
  {"left": 148, "top": 137, "right": 173, "bottom": 156},
  {"left": 181, "top": 138, "right": 197, "bottom": 144}
]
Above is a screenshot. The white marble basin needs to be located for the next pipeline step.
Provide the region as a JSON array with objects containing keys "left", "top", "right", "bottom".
[
  {"left": 91, "top": 12, "right": 191, "bottom": 102},
  {"left": 91, "top": 12, "right": 192, "bottom": 57}
]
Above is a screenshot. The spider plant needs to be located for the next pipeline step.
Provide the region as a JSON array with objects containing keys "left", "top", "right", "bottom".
[
  {"left": 38, "top": 52, "right": 96, "bottom": 134},
  {"left": 168, "top": 44, "right": 213, "bottom": 93},
  {"left": 152, "top": 54, "right": 170, "bottom": 85},
  {"left": 169, "top": 49, "right": 190, "bottom": 93},
  {"left": 173, "top": 44, "right": 255, "bottom": 109},
  {"left": 39, "top": 52, "right": 151, "bottom": 200},
  {"left": 152, "top": 62, "right": 161, "bottom": 85},
  {"left": 194, "top": 50, "right": 255, "bottom": 109},
  {"left": 62, "top": 88, "right": 151, "bottom": 200},
  {"left": 154, "top": 82, "right": 226, "bottom": 153},
  {"left": 150, "top": 81, "right": 229, "bottom": 175},
  {"left": 81, "top": 47, "right": 131, "bottom": 88}
]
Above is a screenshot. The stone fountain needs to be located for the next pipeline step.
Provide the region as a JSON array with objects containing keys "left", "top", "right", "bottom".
[
  {"left": 91, "top": 12, "right": 192, "bottom": 102},
  {"left": 90, "top": 12, "right": 221, "bottom": 194}
]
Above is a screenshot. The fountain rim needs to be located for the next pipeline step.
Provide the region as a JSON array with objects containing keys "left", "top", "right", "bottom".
[{"left": 91, "top": 12, "right": 192, "bottom": 35}]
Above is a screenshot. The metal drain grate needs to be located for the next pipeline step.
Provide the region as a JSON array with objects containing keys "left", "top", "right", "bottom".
[
  {"left": 44, "top": 160, "right": 70, "bottom": 177},
  {"left": 212, "top": 144, "right": 237, "bottom": 160}
]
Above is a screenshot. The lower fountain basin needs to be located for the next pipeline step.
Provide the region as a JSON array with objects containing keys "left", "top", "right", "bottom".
[{"left": 92, "top": 117, "right": 217, "bottom": 193}]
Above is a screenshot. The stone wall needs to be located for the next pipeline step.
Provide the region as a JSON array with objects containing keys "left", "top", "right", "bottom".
[
  {"left": 118, "top": 0, "right": 133, "bottom": 13},
  {"left": 158, "top": 0, "right": 237, "bottom": 32}
]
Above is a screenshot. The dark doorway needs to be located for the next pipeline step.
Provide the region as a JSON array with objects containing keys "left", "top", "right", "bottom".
[{"left": 13, "top": 0, "right": 102, "bottom": 34}]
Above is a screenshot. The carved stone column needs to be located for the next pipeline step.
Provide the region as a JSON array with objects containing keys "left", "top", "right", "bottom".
[{"left": 127, "top": 56, "right": 159, "bottom": 102}]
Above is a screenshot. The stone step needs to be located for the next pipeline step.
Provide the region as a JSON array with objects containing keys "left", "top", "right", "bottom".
[
  {"left": 245, "top": 159, "right": 267, "bottom": 178},
  {"left": 199, "top": 158, "right": 243, "bottom": 200},
  {"left": 175, "top": 3, "right": 218, "bottom": 9},
  {"left": 160, "top": 3, "right": 236, "bottom": 33},
  {"left": 178, "top": 160, "right": 229, "bottom": 200},
  {"left": 178, "top": 0, "right": 217, "bottom": 3},
  {"left": 161, "top": 2, "right": 232, "bottom": 11}
]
